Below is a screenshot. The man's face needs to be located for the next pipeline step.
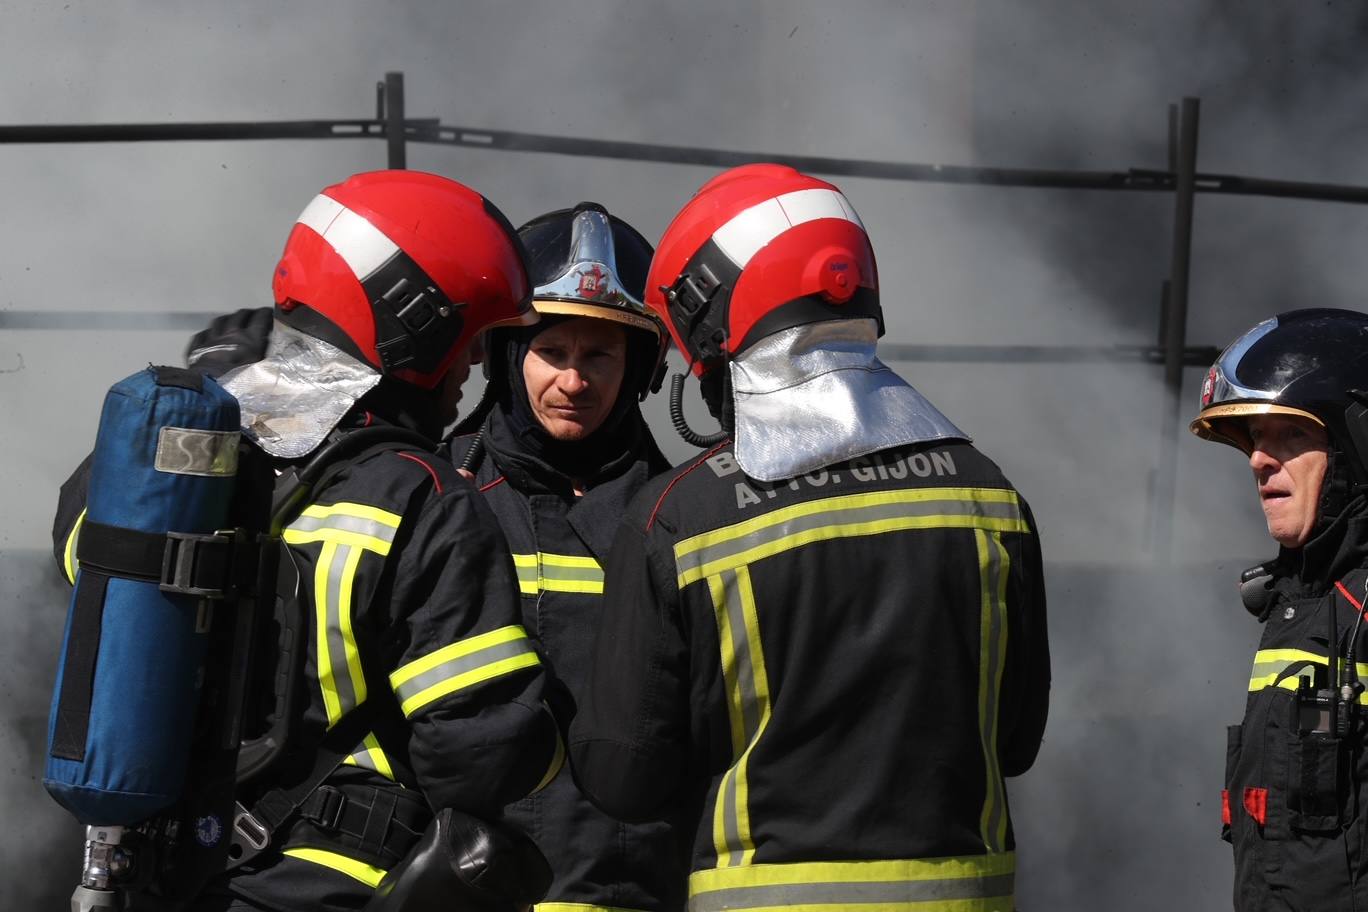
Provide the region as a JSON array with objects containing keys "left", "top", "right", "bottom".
[
  {"left": 523, "top": 317, "right": 627, "bottom": 441},
  {"left": 1246, "top": 413, "right": 1330, "bottom": 549}
]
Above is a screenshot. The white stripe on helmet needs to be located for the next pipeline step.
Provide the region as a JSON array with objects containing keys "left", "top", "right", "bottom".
[
  {"left": 295, "top": 193, "right": 399, "bottom": 281},
  {"left": 711, "top": 188, "right": 864, "bottom": 269}
]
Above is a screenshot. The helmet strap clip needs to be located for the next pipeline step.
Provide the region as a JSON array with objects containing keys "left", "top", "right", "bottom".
[
  {"left": 364, "top": 254, "right": 464, "bottom": 375},
  {"left": 665, "top": 241, "right": 740, "bottom": 369}
]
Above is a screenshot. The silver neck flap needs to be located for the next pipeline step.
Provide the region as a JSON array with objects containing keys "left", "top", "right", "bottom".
[
  {"left": 729, "top": 319, "right": 969, "bottom": 482},
  {"left": 220, "top": 321, "right": 382, "bottom": 459}
]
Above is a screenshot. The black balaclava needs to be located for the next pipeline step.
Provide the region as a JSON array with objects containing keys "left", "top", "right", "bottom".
[
  {"left": 345, "top": 375, "right": 448, "bottom": 441},
  {"left": 487, "top": 314, "right": 657, "bottom": 487}
]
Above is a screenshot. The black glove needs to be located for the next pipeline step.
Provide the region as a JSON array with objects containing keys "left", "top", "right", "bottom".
[
  {"left": 363, "top": 809, "right": 552, "bottom": 912},
  {"left": 184, "top": 307, "right": 273, "bottom": 378}
]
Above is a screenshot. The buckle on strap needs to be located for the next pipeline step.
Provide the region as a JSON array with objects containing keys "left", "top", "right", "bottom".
[
  {"left": 232, "top": 804, "right": 271, "bottom": 853},
  {"left": 301, "top": 786, "right": 348, "bottom": 831},
  {"left": 160, "top": 529, "right": 260, "bottom": 599}
]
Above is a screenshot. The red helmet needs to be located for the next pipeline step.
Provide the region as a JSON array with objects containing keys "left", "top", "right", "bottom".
[
  {"left": 645, "top": 163, "right": 881, "bottom": 377},
  {"left": 272, "top": 170, "right": 535, "bottom": 390}
]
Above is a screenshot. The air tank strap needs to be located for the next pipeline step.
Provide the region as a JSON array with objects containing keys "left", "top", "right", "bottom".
[{"left": 76, "top": 518, "right": 264, "bottom": 599}]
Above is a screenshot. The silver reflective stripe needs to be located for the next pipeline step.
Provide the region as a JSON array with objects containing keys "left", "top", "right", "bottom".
[
  {"left": 392, "top": 637, "right": 535, "bottom": 707},
  {"left": 296, "top": 193, "right": 400, "bottom": 281},
  {"left": 155, "top": 427, "right": 239, "bottom": 476},
  {"left": 544, "top": 564, "right": 604, "bottom": 585},
  {"left": 690, "top": 873, "right": 1015, "bottom": 911},
  {"left": 711, "top": 187, "right": 864, "bottom": 268},
  {"left": 677, "top": 492, "right": 1023, "bottom": 584},
  {"left": 289, "top": 512, "right": 399, "bottom": 544},
  {"left": 321, "top": 543, "right": 364, "bottom": 723}
]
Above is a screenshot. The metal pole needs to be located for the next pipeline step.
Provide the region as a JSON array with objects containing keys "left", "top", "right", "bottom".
[
  {"left": 1152, "top": 97, "right": 1201, "bottom": 560},
  {"left": 384, "top": 71, "right": 406, "bottom": 169}
]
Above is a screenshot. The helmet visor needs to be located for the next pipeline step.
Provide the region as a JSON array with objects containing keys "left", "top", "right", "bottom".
[{"left": 530, "top": 209, "right": 658, "bottom": 335}]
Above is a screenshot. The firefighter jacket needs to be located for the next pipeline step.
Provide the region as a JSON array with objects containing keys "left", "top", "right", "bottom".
[
  {"left": 568, "top": 439, "right": 1050, "bottom": 912},
  {"left": 450, "top": 405, "right": 689, "bottom": 912},
  {"left": 1224, "top": 497, "right": 1368, "bottom": 912},
  {"left": 55, "top": 415, "right": 561, "bottom": 912}
]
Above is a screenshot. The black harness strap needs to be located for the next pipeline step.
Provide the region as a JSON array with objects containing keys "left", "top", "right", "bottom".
[
  {"left": 50, "top": 571, "right": 111, "bottom": 761},
  {"left": 230, "top": 698, "right": 380, "bottom": 867}
]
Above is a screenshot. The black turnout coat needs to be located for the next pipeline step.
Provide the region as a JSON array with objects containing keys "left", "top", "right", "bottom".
[
  {"left": 450, "top": 406, "right": 688, "bottom": 912},
  {"left": 569, "top": 439, "right": 1050, "bottom": 912},
  {"left": 1223, "top": 497, "right": 1368, "bottom": 912}
]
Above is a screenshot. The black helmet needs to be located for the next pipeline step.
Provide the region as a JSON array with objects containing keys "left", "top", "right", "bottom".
[
  {"left": 1190, "top": 308, "right": 1368, "bottom": 479},
  {"left": 516, "top": 202, "right": 668, "bottom": 398}
]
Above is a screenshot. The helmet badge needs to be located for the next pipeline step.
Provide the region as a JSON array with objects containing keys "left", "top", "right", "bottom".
[
  {"left": 577, "top": 263, "right": 609, "bottom": 300},
  {"left": 1201, "top": 366, "right": 1217, "bottom": 407}
]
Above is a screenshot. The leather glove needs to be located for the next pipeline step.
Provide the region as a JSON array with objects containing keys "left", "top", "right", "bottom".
[{"left": 185, "top": 307, "right": 273, "bottom": 378}]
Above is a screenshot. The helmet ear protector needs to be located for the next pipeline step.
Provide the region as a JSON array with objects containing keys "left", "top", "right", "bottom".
[{"left": 1343, "top": 390, "right": 1368, "bottom": 487}]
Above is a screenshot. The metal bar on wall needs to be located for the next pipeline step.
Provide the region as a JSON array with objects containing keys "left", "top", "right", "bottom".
[
  {"left": 1151, "top": 97, "right": 1202, "bottom": 559},
  {"left": 384, "top": 71, "right": 406, "bottom": 169}
]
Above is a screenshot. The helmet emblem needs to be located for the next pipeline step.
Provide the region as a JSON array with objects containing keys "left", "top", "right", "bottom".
[
  {"left": 577, "top": 263, "right": 608, "bottom": 300},
  {"left": 1201, "top": 366, "right": 1217, "bottom": 407}
]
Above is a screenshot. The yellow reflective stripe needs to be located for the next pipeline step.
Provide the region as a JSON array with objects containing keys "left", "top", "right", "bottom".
[
  {"left": 343, "top": 732, "right": 396, "bottom": 781},
  {"left": 511, "top": 552, "right": 605, "bottom": 596},
  {"left": 688, "top": 853, "right": 1015, "bottom": 912},
  {"left": 1248, "top": 648, "right": 1368, "bottom": 701},
  {"left": 537, "top": 905, "right": 653, "bottom": 912},
  {"left": 283, "top": 847, "right": 386, "bottom": 888},
  {"left": 975, "top": 529, "right": 1010, "bottom": 854},
  {"left": 532, "top": 726, "right": 566, "bottom": 794},
  {"left": 390, "top": 626, "right": 541, "bottom": 717},
  {"left": 64, "top": 508, "right": 86, "bottom": 584},
  {"left": 514, "top": 552, "right": 540, "bottom": 595},
  {"left": 709, "top": 566, "right": 770, "bottom": 868},
  {"left": 314, "top": 540, "right": 369, "bottom": 727},
  {"left": 284, "top": 502, "right": 401, "bottom": 555},
  {"left": 675, "top": 487, "right": 1029, "bottom": 588}
]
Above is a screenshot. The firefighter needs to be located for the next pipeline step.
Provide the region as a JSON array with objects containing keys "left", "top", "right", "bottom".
[
  {"left": 53, "top": 171, "right": 561, "bottom": 912},
  {"left": 566, "top": 164, "right": 1050, "bottom": 912},
  {"left": 1190, "top": 308, "right": 1368, "bottom": 911},
  {"left": 448, "top": 202, "right": 687, "bottom": 911}
]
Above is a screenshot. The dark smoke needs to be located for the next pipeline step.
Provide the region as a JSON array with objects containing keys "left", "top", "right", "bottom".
[{"left": 3, "top": 3, "right": 1368, "bottom": 908}]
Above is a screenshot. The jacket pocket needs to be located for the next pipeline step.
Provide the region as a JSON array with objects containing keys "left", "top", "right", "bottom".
[
  {"left": 1222, "top": 724, "right": 1241, "bottom": 843},
  {"left": 1285, "top": 732, "right": 1343, "bottom": 833}
]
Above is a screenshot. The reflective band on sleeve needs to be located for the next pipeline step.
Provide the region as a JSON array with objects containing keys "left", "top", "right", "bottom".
[
  {"left": 975, "top": 529, "right": 1011, "bottom": 853},
  {"left": 1248, "top": 648, "right": 1368, "bottom": 703},
  {"left": 284, "top": 501, "right": 402, "bottom": 556},
  {"left": 64, "top": 508, "right": 86, "bottom": 585},
  {"left": 512, "top": 552, "right": 604, "bottom": 596},
  {"left": 687, "top": 854, "right": 1015, "bottom": 912},
  {"left": 707, "top": 566, "right": 771, "bottom": 868},
  {"left": 674, "top": 487, "right": 1029, "bottom": 588},
  {"left": 390, "top": 625, "right": 540, "bottom": 717},
  {"left": 342, "top": 732, "right": 396, "bottom": 781},
  {"left": 283, "top": 846, "right": 387, "bottom": 888}
]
